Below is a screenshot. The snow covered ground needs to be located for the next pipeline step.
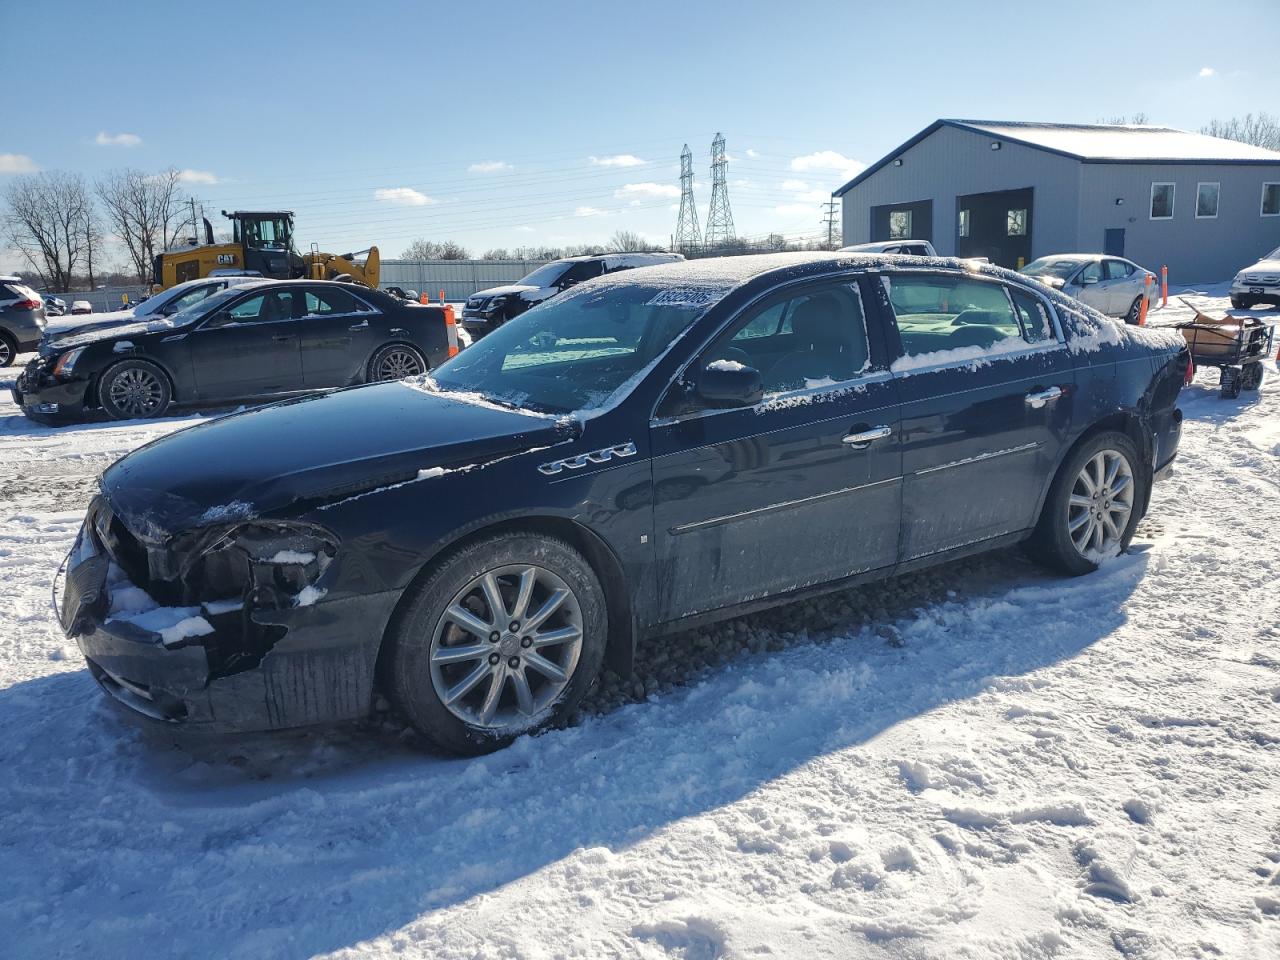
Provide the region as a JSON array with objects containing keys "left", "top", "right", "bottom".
[{"left": 1, "top": 284, "right": 1279, "bottom": 959}]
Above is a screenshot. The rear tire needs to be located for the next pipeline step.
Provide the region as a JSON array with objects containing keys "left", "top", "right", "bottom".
[
  {"left": 0, "top": 331, "right": 16, "bottom": 367},
  {"left": 1241, "top": 361, "right": 1265, "bottom": 392},
  {"left": 1220, "top": 366, "right": 1243, "bottom": 399},
  {"left": 97, "top": 359, "right": 172, "bottom": 420},
  {"left": 1028, "top": 431, "right": 1145, "bottom": 576},
  {"left": 1124, "top": 296, "right": 1143, "bottom": 325},
  {"left": 368, "top": 343, "right": 427, "bottom": 382},
  {"left": 385, "top": 533, "right": 607, "bottom": 755}
]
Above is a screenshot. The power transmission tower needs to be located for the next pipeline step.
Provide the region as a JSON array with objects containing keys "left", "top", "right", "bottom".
[
  {"left": 704, "top": 132, "right": 736, "bottom": 245},
  {"left": 821, "top": 199, "right": 840, "bottom": 249},
  {"left": 674, "top": 144, "right": 701, "bottom": 250}
]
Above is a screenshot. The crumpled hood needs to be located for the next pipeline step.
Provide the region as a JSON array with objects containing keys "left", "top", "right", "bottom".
[
  {"left": 470, "top": 284, "right": 542, "bottom": 300},
  {"left": 41, "top": 307, "right": 138, "bottom": 340},
  {"left": 100, "top": 382, "right": 577, "bottom": 541}
]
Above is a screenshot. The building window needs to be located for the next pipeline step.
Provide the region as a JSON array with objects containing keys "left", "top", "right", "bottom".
[
  {"left": 1006, "top": 208, "right": 1027, "bottom": 236},
  {"left": 1264, "top": 183, "right": 1280, "bottom": 217},
  {"left": 1195, "top": 182, "right": 1220, "bottom": 219},
  {"left": 958, "top": 209, "right": 970, "bottom": 237},
  {"left": 888, "top": 210, "right": 912, "bottom": 239},
  {"left": 1150, "top": 182, "right": 1175, "bottom": 220}
]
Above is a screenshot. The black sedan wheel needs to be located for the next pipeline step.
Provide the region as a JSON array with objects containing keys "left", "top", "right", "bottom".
[
  {"left": 369, "top": 344, "right": 426, "bottom": 382},
  {"left": 98, "top": 360, "right": 172, "bottom": 420},
  {"left": 0, "top": 331, "right": 15, "bottom": 367},
  {"left": 385, "top": 533, "right": 607, "bottom": 755},
  {"left": 1028, "top": 431, "right": 1145, "bottom": 575}
]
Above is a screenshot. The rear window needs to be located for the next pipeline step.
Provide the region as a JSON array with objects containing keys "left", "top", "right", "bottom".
[{"left": 3, "top": 283, "right": 39, "bottom": 301}]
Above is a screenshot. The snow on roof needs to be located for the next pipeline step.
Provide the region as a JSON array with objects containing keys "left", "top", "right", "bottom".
[
  {"left": 953, "top": 120, "right": 1280, "bottom": 163},
  {"left": 835, "top": 119, "right": 1280, "bottom": 196}
]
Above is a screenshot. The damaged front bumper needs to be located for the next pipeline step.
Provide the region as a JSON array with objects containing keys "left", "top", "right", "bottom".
[
  {"left": 12, "top": 360, "right": 92, "bottom": 420},
  {"left": 61, "top": 497, "right": 401, "bottom": 732}
]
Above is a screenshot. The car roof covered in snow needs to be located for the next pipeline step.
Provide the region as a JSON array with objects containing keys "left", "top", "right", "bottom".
[{"left": 836, "top": 119, "right": 1280, "bottom": 196}]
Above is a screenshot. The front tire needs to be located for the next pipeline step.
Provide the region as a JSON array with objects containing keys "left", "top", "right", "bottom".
[
  {"left": 368, "top": 343, "right": 426, "bottom": 382},
  {"left": 1028, "top": 431, "right": 1145, "bottom": 575},
  {"left": 1230, "top": 295, "right": 1252, "bottom": 310},
  {"left": 97, "top": 359, "right": 172, "bottom": 420},
  {"left": 385, "top": 533, "right": 607, "bottom": 755}
]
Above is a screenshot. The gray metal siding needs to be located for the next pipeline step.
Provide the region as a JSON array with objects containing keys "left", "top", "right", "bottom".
[
  {"left": 840, "top": 125, "right": 1081, "bottom": 260},
  {"left": 379, "top": 259, "right": 549, "bottom": 299},
  {"left": 1077, "top": 163, "right": 1280, "bottom": 282}
]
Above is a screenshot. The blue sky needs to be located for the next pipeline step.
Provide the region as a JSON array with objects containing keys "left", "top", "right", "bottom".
[{"left": 3, "top": 0, "right": 1276, "bottom": 267}]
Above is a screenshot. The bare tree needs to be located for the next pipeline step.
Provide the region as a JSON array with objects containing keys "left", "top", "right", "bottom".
[
  {"left": 1099, "top": 113, "right": 1150, "bottom": 125},
  {"left": 3, "top": 171, "right": 92, "bottom": 292},
  {"left": 400, "top": 238, "right": 472, "bottom": 260},
  {"left": 96, "top": 168, "right": 188, "bottom": 284},
  {"left": 608, "top": 230, "right": 661, "bottom": 253},
  {"left": 1201, "top": 113, "right": 1280, "bottom": 151}
]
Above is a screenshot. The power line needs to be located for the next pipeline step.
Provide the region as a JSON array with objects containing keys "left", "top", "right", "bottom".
[{"left": 821, "top": 199, "right": 840, "bottom": 249}]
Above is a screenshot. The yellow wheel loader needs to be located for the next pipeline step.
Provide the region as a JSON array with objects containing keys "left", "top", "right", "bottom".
[{"left": 152, "top": 210, "right": 379, "bottom": 291}]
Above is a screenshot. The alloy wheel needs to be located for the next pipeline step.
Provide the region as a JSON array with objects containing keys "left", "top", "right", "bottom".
[
  {"left": 376, "top": 348, "right": 424, "bottom": 380},
  {"left": 108, "top": 367, "right": 164, "bottom": 416},
  {"left": 0, "top": 338, "right": 11, "bottom": 366},
  {"left": 1067, "top": 449, "right": 1134, "bottom": 560},
  {"left": 429, "top": 564, "right": 584, "bottom": 733}
]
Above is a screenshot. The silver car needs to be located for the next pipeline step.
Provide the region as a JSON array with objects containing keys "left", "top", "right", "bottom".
[{"left": 1021, "top": 254, "right": 1155, "bottom": 324}]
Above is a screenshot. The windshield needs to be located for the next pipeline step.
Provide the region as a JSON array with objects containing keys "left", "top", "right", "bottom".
[
  {"left": 516, "top": 261, "right": 570, "bottom": 287},
  {"left": 1265, "top": 246, "right": 1280, "bottom": 261},
  {"left": 1021, "top": 258, "right": 1083, "bottom": 281},
  {"left": 429, "top": 281, "right": 714, "bottom": 414},
  {"left": 165, "top": 286, "right": 247, "bottom": 326}
]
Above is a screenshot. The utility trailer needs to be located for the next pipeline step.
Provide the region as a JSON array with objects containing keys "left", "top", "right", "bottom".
[{"left": 1174, "top": 299, "right": 1277, "bottom": 399}]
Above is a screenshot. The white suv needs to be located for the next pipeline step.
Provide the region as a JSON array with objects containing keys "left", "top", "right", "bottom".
[{"left": 1231, "top": 246, "right": 1280, "bottom": 310}]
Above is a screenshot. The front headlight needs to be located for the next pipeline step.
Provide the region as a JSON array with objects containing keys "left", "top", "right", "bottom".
[
  {"left": 172, "top": 520, "right": 339, "bottom": 610},
  {"left": 1234, "top": 273, "right": 1246, "bottom": 284},
  {"left": 53, "top": 346, "right": 86, "bottom": 376}
]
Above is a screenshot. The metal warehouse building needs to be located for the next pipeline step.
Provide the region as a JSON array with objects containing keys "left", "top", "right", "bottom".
[{"left": 835, "top": 119, "right": 1280, "bottom": 282}]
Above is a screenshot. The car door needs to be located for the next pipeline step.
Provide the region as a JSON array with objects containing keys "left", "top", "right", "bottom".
[
  {"left": 1103, "top": 259, "right": 1138, "bottom": 315},
  {"left": 649, "top": 277, "right": 902, "bottom": 622},
  {"left": 1072, "top": 260, "right": 1109, "bottom": 312},
  {"left": 881, "top": 271, "right": 1076, "bottom": 562},
  {"left": 297, "top": 286, "right": 380, "bottom": 387},
  {"left": 187, "top": 288, "right": 304, "bottom": 399}
]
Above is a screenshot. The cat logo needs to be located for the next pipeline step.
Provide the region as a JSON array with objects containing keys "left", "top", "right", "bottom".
[{"left": 216, "top": 254, "right": 237, "bottom": 265}]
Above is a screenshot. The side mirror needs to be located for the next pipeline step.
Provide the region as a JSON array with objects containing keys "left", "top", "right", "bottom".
[{"left": 697, "top": 361, "right": 763, "bottom": 407}]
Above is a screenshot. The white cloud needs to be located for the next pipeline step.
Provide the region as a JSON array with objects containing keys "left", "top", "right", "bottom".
[
  {"left": 0, "top": 153, "right": 38, "bottom": 174},
  {"left": 574, "top": 206, "right": 609, "bottom": 217},
  {"left": 515, "top": 226, "right": 536, "bottom": 233},
  {"left": 774, "top": 202, "right": 818, "bottom": 217},
  {"left": 589, "top": 154, "right": 648, "bottom": 167},
  {"left": 374, "top": 187, "right": 436, "bottom": 206},
  {"left": 790, "top": 149, "right": 865, "bottom": 181},
  {"left": 177, "top": 169, "right": 218, "bottom": 185},
  {"left": 95, "top": 131, "right": 141, "bottom": 147},
  {"left": 614, "top": 182, "right": 680, "bottom": 200},
  {"left": 781, "top": 179, "right": 809, "bottom": 192},
  {"left": 746, "top": 148, "right": 759, "bottom": 159},
  {"left": 1198, "top": 66, "right": 1215, "bottom": 77},
  {"left": 468, "top": 160, "right": 512, "bottom": 173}
]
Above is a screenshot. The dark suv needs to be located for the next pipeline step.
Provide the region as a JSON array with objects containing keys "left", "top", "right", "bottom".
[
  {"left": 1, "top": 276, "right": 47, "bottom": 366},
  {"left": 461, "top": 252, "right": 683, "bottom": 338}
]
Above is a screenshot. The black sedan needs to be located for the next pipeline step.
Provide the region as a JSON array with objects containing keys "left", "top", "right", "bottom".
[
  {"left": 13, "top": 280, "right": 457, "bottom": 421},
  {"left": 56, "top": 254, "right": 1187, "bottom": 754}
]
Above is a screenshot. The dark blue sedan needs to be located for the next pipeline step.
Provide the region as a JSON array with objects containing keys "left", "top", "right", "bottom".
[{"left": 59, "top": 253, "right": 1187, "bottom": 754}]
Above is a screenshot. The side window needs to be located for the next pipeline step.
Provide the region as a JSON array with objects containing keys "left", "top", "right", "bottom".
[
  {"left": 1009, "top": 288, "right": 1054, "bottom": 343},
  {"left": 167, "top": 284, "right": 219, "bottom": 314},
  {"left": 1078, "top": 261, "right": 1104, "bottom": 284},
  {"left": 303, "top": 287, "right": 365, "bottom": 316},
  {"left": 1104, "top": 260, "right": 1133, "bottom": 280},
  {"left": 705, "top": 285, "right": 870, "bottom": 396},
  {"left": 560, "top": 260, "right": 604, "bottom": 286},
  {"left": 224, "top": 290, "right": 294, "bottom": 325},
  {"left": 886, "top": 274, "right": 1025, "bottom": 358}
]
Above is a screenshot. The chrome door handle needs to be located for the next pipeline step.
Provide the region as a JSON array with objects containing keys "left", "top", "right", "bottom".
[
  {"left": 842, "top": 425, "right": 892, "bottom": 447},
  {"left": 1025, "top": 386, "right": 1063, "bottom": 409},
  {"left": 348, "top": 320, "right": 368, "bottom": 330}
]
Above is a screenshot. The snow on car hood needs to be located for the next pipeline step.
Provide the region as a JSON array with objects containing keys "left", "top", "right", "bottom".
[
  {"left": 1241, "top": 258, "right": 1280, "bottom": 274},
  {"left": 472, "top": 284, "right": 542, "bottom": 299},
  {"left": 44, "top": 317, "right": 178, "bottom": 351},
  {"left": 99, "top": 382, "right": 578, "bottom": 540},
  {"left": 42, "top": 307, "right": 137, "bottom": 338}
]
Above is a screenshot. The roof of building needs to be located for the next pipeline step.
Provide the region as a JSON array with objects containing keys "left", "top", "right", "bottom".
[{"left": 833, "top": 119, "right": 1280, "bottom": 197}]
